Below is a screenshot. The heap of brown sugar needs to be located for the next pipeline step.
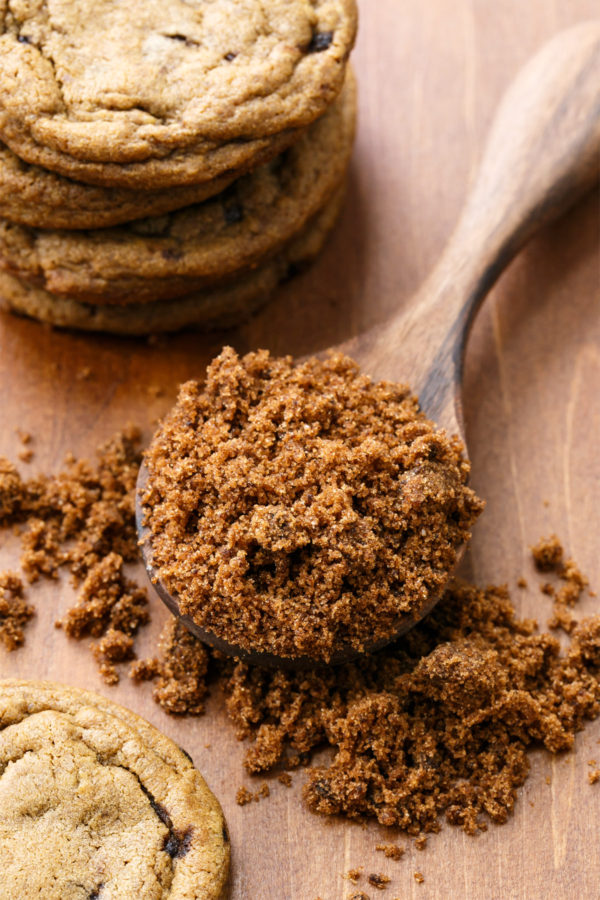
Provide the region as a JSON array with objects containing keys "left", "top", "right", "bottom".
[
  {"left": 0, "top": 428, "right": 149, "bottom": 682},
  {"left": 136, "top": 569, "right": 600, "bottom": 836},
  {"left": 141, "top": 347, "right": 483, "bottom": 662}
]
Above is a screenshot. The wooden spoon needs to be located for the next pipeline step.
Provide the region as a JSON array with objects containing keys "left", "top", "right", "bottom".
[{"left": 137, "top": 22, "right": 600, "bottom": 668}]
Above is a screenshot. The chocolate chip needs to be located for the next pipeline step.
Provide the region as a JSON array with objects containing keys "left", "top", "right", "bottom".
[
  {"left": 17, "top": 35, "right": 31, "bottom": 44},
  {"left": 224, "top": 52, "right": 237, "bottom": 61},
  {"left": 223, "top": 202, "right": 244, "bottom": 225},
  {"left": 222, "top": 823, "right": 230, "bottom": 843},
  {"left": 88, "top": 887, "right": 103, "bottom": 900},
  {"left": 161, "top": 248, "right": 182, "bottom": 261},
  {"left": 308, "top": 31, "right": 333, "bottom": 53},
  {"left": 163, "top": 826, "right": 194, "bottom": 858},
  {"left": 178, "top": 744, "right": 194, "bottom": 764},
  {"left": 164, "top": 33, "right": 199, "bottom": 47}
]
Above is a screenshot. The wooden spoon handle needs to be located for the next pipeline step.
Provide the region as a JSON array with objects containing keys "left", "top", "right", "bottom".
[{"left": 413, "top": 22, "right": 600, "bottom": 415}]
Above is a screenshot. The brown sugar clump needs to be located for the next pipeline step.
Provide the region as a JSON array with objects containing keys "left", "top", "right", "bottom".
[
  {"left": 130, "top": 618, "right": 210, "bottom": 715},
  {"left": 236, "top": 786, "right": 254, "bottom": 807},
  {"left": 141, "top": 348, "right": 483, "bottom": 662},
  {"left": 532, "top": 535, "right": 564, "bottom": 571},
  {"left": 375, "top": 844, "right": 404, "bottom": 861},
  {"left": 0, "top": 571, "right": 34, "bottom": 650},
  {"left": 367, "top": 873, "right": 391, "bottom": 890},
  {"left": 532, "top": 536, "right": 589, "bottom": 635},
  {"left": 344, "top": 868, "right": 363, "bottom": 883},
  {"left": 0, "top": 428, "right": 149, "bottom": 682}
]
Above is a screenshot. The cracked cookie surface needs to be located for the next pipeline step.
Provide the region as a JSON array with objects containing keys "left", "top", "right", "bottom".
[
  {"left": 0, "top": 680, "right": 229, "bottom": 899},
  {"left": 0, "top": 0, "right": 357, "bottom": 188},
  {"left": 0, "top": 72, "right": 355, "bottom": 303}
]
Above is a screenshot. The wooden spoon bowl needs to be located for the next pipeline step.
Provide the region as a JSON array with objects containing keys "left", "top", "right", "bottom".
[{"left": 137, "top": 22, "right": 600, "bottom": 668}]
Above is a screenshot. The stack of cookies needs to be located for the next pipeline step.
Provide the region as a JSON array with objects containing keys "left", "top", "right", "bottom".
[{"left": 0, "top": 1, "right": 357, "bottom": 335}]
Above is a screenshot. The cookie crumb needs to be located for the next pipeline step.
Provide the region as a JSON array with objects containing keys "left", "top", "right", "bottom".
[
  {"left": 17, "top": 448, "right": 33, "bottom": 463},
  {"left": 278, "top": 773, "right": 293, "bottom": 787},
  {"left": 414, "top": 872, "right": 425, "bottom": 884},
  {"left": 415, "top": 836, "right": 427, "bottom": 851},
  {"left": 517, "top": 577, "right": 528, "bottom": 588}
]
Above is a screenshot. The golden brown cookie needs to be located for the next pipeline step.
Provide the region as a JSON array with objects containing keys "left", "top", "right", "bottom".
[
  {"left": 0, "top": 73, "right": 355, "bottom": 304},
  {"left": 0, "top": 679, "right": 229, "bottom": 899},
  {"left": 0, "top": 0, "right": 357, "bottom": 188},
  {"left": 0, "top": 143, "right": 242, "bottom": 230},
  {"left": 0, "top": 185, "right": 345, "bottom": 335}
]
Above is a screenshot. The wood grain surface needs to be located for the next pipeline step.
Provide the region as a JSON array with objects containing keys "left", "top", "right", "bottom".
[{"left": 0, "top": 2, "right": 599, "bottom": 898}]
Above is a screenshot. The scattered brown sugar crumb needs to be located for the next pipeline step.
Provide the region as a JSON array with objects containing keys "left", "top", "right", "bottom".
[
  {"left": 130, "top": 618, "right": 210, "bottom": 715},
  {"left": 91, "top": 628, "right": 136, "bottom": 686},
  {"left": 414, "top": 872, "right": 425, "bottom": 884},
  {"left": 376, "top": 844, "right": 404, "bottom": 861},
  {"left": 587, "top": 760, "right": 600, "bottom": 784},
  {"left": 532, "top": 535, "right": 564, "bottom": 571},
  {"left": 0, "top": 427, "right": 149, "bottom": 681},
  {"left": 367, "top": 873, "right": 390, "bottom": 890},
  {"left": 415, "top": 836, "right": 427, "bottom": 851},
  {"left": 0, "top": 571, "right": 34, "bottom": 650},
  {"left": 15, "top": 429, "right": 31, "bottom": 445},
  {"left": 344, "top": 868, "right": 363, "bottom": 883},
  {"left": 140, "top": 573, "right": 600, "bottom": 837},
  {"left": 236, "top": 786, "right": 254, "bottom": 806},
  {"left": 347, "top": 894, "right": 370, "bottom": 900},
  {"left": 278, "top": 772, "right": 293, "bottom": 787},
  {"left": 531, "top": 537, "right": 589, "bottom": 635},
  {"left": 17, "top": 448, "right": 33, "bottom": 463},
  {"left": 517, "top": 577, "right": 528, "bottom": 588},
  {"left": 235, "top": 782, "right": 270, "bottom": 805},
  {"left": 141, "top": 347, "right": 483, "bottom": 663}
]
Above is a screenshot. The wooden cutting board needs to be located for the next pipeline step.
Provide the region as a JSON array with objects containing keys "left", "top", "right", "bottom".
[{"left": 0, "top": 2, "right": 598, "bottom": 897}]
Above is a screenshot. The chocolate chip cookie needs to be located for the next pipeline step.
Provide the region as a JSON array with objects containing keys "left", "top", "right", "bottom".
[
  {"left": 0, "top": 0, "right": 357, "bottom": 188},
  {"left": 0, "top": 143, "right": 242, "bottom": 230},
  {"left": 0, "top": 73, "right": 355, "bottom": 304},
  {"left": 0, "top": 185, "right": 345, "bottom": 334},
  {"left": 0, "top": 679, "right": 229, "bottom": 899}
]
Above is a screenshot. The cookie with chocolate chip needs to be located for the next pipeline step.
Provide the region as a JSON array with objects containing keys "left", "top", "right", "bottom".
[
  {"left": 0, "top": 142, "right": 243, "bottom": 230},
  {"left": 0, "top": 0, "right": 357, "bottom": 188},
  {"left": 0, "top": 73, "right": 355, "bottom": 304},
  {"left": 0, "top": 184, "right": 345, "bottom": 335},
  {"left": 0, "top": 679, "right": 229, "bottom": 899}
]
